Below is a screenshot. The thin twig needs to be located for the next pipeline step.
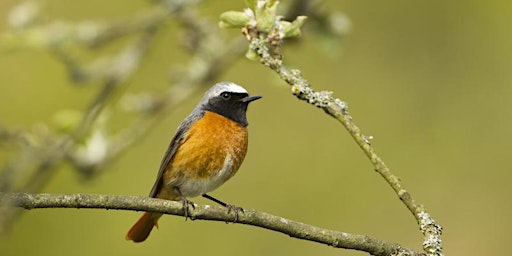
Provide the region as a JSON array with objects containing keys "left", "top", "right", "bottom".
[{"left": 242, "top": 20, "right": 443, "bottom": 256}]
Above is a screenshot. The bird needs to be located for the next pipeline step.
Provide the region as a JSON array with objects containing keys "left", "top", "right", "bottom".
[{"left": 126, "top": 82, "right": 261, "bottom": 243}]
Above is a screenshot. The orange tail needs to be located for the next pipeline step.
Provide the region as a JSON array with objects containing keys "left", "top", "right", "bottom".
[{"left": 126, "top": 212, "right": 163, "bottom": 242}]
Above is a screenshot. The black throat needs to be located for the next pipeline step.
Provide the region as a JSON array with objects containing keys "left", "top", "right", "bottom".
[{"left": 202, "top": 93, "right": 250, "bottom": 127}]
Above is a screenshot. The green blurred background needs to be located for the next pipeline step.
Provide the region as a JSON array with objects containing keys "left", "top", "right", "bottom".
[{"left": 1, "top": 1, "right": 511, "bottom": 255}]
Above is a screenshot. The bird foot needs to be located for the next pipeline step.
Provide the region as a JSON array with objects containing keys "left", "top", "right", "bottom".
[
  {"left": 225, "top": 204, "right": 244, "bottom": 223},
  {"left": 181, "top": 198, "right": 196, "bottom": 221}
]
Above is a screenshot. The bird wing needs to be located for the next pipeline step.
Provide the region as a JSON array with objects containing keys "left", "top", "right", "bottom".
[{"left": 148, "top": 110, "right": 204, "bottom": 198}]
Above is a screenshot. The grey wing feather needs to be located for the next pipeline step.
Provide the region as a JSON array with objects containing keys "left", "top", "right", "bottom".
[{"left": 148, "top": 110, "right": 204, "bottom": 198}]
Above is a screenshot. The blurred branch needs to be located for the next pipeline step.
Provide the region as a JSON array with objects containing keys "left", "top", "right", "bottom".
[
  {"left": 1, "top": 192, "right": 424, "bottom": 256},
  {"left": 220, "top": 1, "right": 444, "bottom": 256},
  {"left": 0, "top": 0, "right": 245, "bottom": 234}
]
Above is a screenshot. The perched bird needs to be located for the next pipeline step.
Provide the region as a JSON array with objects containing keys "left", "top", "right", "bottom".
[{"left": 126, "top": 82, "right": 261, "bottom": 243}]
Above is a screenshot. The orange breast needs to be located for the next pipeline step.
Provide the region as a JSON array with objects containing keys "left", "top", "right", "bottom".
[{"left": 163, "top": 111, "right": 248, "bottom": 196}]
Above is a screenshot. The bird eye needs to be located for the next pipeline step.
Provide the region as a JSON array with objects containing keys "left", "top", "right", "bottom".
[{"left": 221, "top": 92, "right": 231, "bottom": 100}]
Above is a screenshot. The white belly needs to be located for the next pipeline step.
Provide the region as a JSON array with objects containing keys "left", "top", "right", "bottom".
[{"left": 178, "top": 154, "right": 234, "bottom": 197}]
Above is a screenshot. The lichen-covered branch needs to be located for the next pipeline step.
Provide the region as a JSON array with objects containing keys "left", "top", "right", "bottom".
[
  {"left": 0, "top": 192, "right": 423, "bottom": 256},
  {"left": 219, "top": 1, "right": 444, "bottom": 255}
]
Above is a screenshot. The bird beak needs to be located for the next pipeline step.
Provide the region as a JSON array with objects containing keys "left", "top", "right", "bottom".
[{"left": 242, "top": 95, "right": 262, "bottom": 103}]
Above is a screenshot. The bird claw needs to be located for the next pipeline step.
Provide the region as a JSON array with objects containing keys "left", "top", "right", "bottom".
[
  {"left": 181, "top": 198, "right": 196, "bottom": 221},
  {"left": 225, "top": 204, "right": 244, "bottom": 223},
  {"left": 201, "top": 194, "right": 243, "bottom": 222}
]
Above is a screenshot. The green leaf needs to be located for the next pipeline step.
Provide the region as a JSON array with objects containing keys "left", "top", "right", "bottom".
[
  {"left": 245, "top": 0, "right": 257, "bottom": 11},
  {"left": 219, "top": 11, "right": 251, "bottom": 29},
  {"left": 255, "top": 0, "right": 279, "bottom": 32},
  {"left": 281, "top": 15, "right": 307, "bottom": 38},
  {"left": 245, "top": 48, "right": 259, "bottom": 61}
]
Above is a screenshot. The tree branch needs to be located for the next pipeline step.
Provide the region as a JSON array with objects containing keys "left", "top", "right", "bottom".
[
  {"left": 229, "top": 2, "right": 444, "bottom": 255},
  {"left": 0, "top": 192, "right": 423, "bottom": 256}
]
